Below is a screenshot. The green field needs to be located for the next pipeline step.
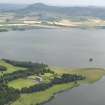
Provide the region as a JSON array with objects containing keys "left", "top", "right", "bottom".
[
  {"left": 8, "top": 78, "right": 38, "bottom": 90},
  {"left": 7, "top": 73, "right": 54, "bottom": 89},
  {"left": 0, "top": 60, "right": 26, "bottom": 76},
  {"left": 11, "top": 83, "right": 77, "bottom": 105}
]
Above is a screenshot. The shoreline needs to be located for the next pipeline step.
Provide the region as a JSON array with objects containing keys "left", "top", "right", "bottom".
[
  {"left": 0, "top": 25, "right": 105, "bottom": 33},
  {"left": 39, "top": 75, "right": 105, "bottom": 105},
  {"left": 39, "top": 83, "right": 80, "bottom": 105},
  {"left": 40, "top": 75, "right": 105, "bottom": 105}
]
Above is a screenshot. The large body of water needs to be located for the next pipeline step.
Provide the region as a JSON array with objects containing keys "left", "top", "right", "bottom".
[{"left": 0, "top": 29, "right": 105, "bottom": 67}]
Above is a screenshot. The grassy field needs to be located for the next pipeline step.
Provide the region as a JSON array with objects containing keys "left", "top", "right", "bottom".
[
  {"left": 52, "top": 67, "right": 105, "bottom": 83},
  {"left": 8, "top": 78, "right": 38, "bottom": 90},
  {"left": 8, "top": 73, "right": 54, "bottom": 89},
  {"left": 11, "top": 67, "right": 105, "bottom": 105},
  {"left": 11, "top": 83, "right": 77, "bottom": 105},
  {"left": 0, "top": 60, "right": 26, "bottom": 76}
]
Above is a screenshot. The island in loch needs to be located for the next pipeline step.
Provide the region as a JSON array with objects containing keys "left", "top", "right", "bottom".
[{"left": 0, "top": 59, "right": 105, "bottom": 105}]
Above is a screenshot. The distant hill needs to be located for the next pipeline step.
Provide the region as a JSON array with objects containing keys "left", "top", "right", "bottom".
[
  {"left": 15, "top": 3, "right": 105, "bottom": 19},
  {"left": 0, "top": 3, "right": 105, "bottom": 29}
]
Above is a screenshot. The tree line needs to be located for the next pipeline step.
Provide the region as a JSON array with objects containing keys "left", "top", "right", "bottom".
[
  {"left": 2, "top": 59, "right": 48, "bottom": 68},
  {"left": 0, "top": 68, "right": 53, "bottom": 83},
  {"left": 0, "top": 65, "right": 7, "bottom": 72},
  {"left": 21, "top": 74, "right": 85, "bottom": 93},
  {"left": 0, "top": 60, "right": 53, "bottom": 105},
  {"left": 0, "top": 84, "right": 20, "bottom": 105}
]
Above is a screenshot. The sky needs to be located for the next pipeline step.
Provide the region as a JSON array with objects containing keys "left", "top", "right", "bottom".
[{"left": 1, "top": 0, "right": 105, "bottom": 6}]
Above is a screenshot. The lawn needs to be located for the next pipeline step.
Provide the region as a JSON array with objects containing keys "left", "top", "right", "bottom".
[
  {"left": 8, "top": 78, "right": 37, "bottom": 90},
  {"left": 0, "top": 60, "right": 26, "bottom": 76}
]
